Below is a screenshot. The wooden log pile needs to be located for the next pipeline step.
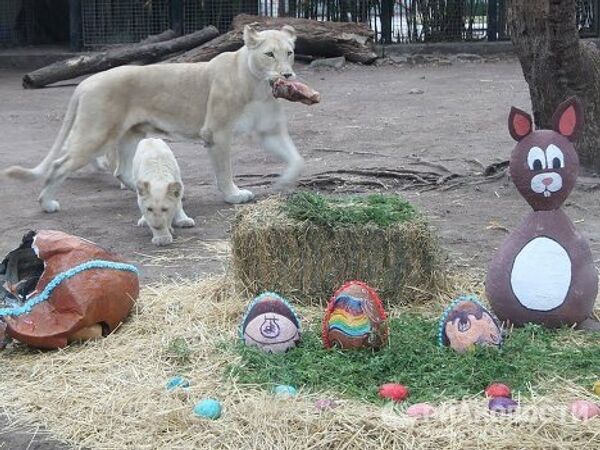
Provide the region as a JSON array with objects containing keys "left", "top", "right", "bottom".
[
  {"left": 22, "top": 15, "right": 378, "bottom": 89},
  {"left": 169, "top": 14, "right": 378, "bottom": 64}
]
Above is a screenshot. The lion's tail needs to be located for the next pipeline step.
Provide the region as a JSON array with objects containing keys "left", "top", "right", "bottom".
[{"left": 4, "top": 93, "right": 79, "bottom": 181}]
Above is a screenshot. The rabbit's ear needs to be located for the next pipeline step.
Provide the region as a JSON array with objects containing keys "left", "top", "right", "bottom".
[
  {"left": 552, "top": 97, "right": 584, "bottom": 142},
  {"left": 508, "top": 107, "right": 533, "bottom": 141}
]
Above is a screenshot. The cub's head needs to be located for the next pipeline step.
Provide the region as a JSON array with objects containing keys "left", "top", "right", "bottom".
[
  {"left": 243, "top": 24, "right": 296, "bottom": 82},
  {"left": 136, "top": 180, "right": 182, "bottom": 231},
  {"left": 508, "top": 97, "right": 583, "bottom": 211}
]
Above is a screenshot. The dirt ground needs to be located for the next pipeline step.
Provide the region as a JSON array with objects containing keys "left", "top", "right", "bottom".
[{"left": 1, "top": 60, "right": 599, "bottom": 449}]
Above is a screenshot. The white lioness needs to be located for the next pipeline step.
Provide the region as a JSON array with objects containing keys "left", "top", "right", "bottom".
[
  {"left": 131, "top": 138, "right": 195, "bottom": 246},
  {"left": 4, "top": 25, "right": 304, "bottom": 213}
]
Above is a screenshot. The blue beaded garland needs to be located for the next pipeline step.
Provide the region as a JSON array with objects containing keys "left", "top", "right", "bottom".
[{"left": 0, "top": 259, "right": 138, "bottom": 318}]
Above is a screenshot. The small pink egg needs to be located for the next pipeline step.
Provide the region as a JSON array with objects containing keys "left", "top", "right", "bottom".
[
  {"left": 570, "top": 400, "right": 600, "bottom": 421},
  {"left": 314, "top": 399, "right": 338, "bottom": 411},
  {"left": 406, "top": 403, "right": 435, "bottom": 418}
]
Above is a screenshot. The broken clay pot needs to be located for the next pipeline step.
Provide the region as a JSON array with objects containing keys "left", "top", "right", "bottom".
[{"left": 0, "top": 230, "right": 139, "bottom": 349}]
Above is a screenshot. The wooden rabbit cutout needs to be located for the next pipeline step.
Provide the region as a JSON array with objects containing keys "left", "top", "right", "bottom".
[{"left": 485, "top": 97, "right": 599, "bottom": 330}]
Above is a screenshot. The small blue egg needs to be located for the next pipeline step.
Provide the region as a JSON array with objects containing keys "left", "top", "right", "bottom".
[
  {"left": 166, "top": 376, "right": 190, "bottom": 391},
  {"left": 193, "top": 399, "right": 222, "bottom": 419},
  {"left": 273, "top": 385, "right": 298, "bottom": 397}
]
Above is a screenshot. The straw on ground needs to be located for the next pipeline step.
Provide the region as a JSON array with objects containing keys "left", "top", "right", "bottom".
[{"left": 1, "top": 273, "right": 599, "bottom": 450}]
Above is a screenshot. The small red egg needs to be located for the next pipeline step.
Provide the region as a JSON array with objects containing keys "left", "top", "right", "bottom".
[
  {"left": 570, "top": 400, "right": 600, "bottom": 421},
  {"left": 379, "top": 383, "right": 409, "bottom": 402},
  {"left": 485, "top": 383, "right": 512, "bottom": 399}
]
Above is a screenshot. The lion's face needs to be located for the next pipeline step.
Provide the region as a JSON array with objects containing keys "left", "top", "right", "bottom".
[
  {"left": 136, "top": 180, "right": 181, "bottom": 232},
  {"left": 244, "top": 25, "right": 296, "bottom": 83}
]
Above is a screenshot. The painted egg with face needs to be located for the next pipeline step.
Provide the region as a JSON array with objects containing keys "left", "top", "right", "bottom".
[
  {"left": 240, "top": 292, "right": 301, "bottom": 353},
  {"left": 322, "top": 280, "right": 388, "bottom": 350},
  {"left": 438, "top": 295, "right": 502, "bottom": 353}
]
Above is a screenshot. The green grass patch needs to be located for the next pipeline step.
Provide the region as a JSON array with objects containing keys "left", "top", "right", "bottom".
[
  {"left": 226, "top": 315, "right": 600, "bottom": 403},
  {"left": 283, "top": 192, "right": 417, "bottom": 228}
]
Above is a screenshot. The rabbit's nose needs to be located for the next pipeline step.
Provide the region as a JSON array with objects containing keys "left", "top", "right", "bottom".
[{"left": 542, "top": 177, "right": 553, "bottom": 187}]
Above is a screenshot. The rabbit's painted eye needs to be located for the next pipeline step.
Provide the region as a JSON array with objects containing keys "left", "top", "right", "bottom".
[
  {"left": 527, "top": 147, "right": 546, "bottom": 171},
  {"left": 546, "top": 144, "right": 565, "bottom": 169}
]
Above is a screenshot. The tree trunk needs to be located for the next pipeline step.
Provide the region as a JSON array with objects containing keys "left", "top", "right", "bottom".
[
  {"left": 509, "top": 0, "right": 600, "bottom": 172},
  {"left": 22, "top": 26, "right": 219, "bottom": 89}
]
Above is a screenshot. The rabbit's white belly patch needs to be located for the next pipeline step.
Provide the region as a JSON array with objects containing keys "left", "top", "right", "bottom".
[{"left": 510, "top": 237, "right": 572, "bottom": 311}]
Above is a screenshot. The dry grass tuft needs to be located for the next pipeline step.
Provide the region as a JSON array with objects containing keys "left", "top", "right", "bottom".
[
  {"left": 134, "top": 238, "right": 231, "bottom": 269},
  {"left": 1, "top": 272, "right": 599, "bottom": 450}
]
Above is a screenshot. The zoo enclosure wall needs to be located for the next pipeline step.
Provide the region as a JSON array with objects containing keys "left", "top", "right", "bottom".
[{"left": 1, "top": 0, "right": 599, "bottom": 49}]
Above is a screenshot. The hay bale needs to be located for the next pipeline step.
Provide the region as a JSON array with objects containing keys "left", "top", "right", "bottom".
[{"left": 231, "top": 193, "right": 446, "bottom": 305}]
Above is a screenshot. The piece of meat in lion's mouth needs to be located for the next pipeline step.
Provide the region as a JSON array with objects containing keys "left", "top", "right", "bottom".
[{"left": 271, "top": 78, "right": 321, "bottom": 105}]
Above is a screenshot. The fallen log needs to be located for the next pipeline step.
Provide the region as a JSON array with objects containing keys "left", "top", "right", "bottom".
[
  {"left": 22, "top": 26, "right": 219, "bottom": 89},
  {"left": 167, "top": 32, "right": 317, "bottom": 64},
  {"left": 233, "top": 15, "right": 378, "bottom": 64},
  {"left": 138, "top": 29, "right": 179, "bottom": 45},
  {"left": 166, "top": 31, "right": 243, "bottom": 63},
  {"left": 98, "top": 29, "right": 181, "bottom": 64},
  {"left": 105, "top": 29, "right": 179, "bottom": 50},
  {"left": 171, "top": 14, "right": 377, "bottom": 65}
]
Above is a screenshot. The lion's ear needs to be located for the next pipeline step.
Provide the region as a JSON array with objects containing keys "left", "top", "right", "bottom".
[
  {"left": 243, "top": 24, "right": 262, "bottom": 49},
  {"left": 136, "top": 180, "right": 150, "bottom": 196},
  {"left": 167, "top": 181, "right": 182, "bottom": 199},
  {"left": 281, "top": 25, "right": 296, "bottom": 44}
]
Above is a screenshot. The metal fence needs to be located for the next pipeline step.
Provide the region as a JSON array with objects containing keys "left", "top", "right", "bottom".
[
  {"left": 265, "top": 0, "right": 597, "bottom": 43},
  {"left": 81, "top": 0, "right": 170, "bottom": 48},
  {"left": 1, "top": 0, "right": 598, "bottom": 48},
  {"left": 183, "top": 0, "right": 259, "bottom": 35},
  {"left": 578, "top": 0, "right": 598, "bottom": 36},
  {"left": 376, "top": 0, "right": 495, "bottom": 43},
  {"left": 257, "top": 0, "right": 494, "bottom": 42},
  {"left": 0, "top": 0, "right": 35, "bottom": 46}
]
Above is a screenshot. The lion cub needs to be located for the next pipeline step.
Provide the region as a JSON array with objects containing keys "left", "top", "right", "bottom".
[{"left": 133, "top": 138, "right": 195, "bottom": 246}]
